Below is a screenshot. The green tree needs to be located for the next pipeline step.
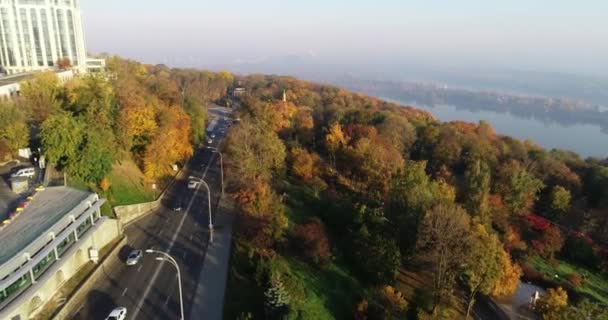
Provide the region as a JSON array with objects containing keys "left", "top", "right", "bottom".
[
  {"left": 416, "top": 203, "right": 471, "bottom": 313},
  {"left": 40, "top": 111, "right": 84, "bottom": 167},
  {"left": 464, "top": 159, "right": 492, "bottom": 226},
  {"left": 549, "top": 185, "right": 571, "bottom": 215},
  {"left": 498, "top": 161, "right": 544, "bottom": 215},
  {"left": 183, "top": 95, "right": 207, "bottom": 145},
  {"left": 68, "top": 130, "right": 114, "bottom": 183},
  {"left": 0, "top": 102, "right": 29, "bottom": 157},
  {"left": 555, "top": 298, "right": 608, "bottom": 320},
  {"left": 463, "top": 225, "right": 505, "bottom": 319},
  {"left": 353, "top": 229, "right": 401, "bottom": 284}
]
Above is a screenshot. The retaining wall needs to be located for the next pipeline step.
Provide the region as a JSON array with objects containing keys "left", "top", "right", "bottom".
[{"left": 51, "top": 235, "right": 127, "bottom": 320}]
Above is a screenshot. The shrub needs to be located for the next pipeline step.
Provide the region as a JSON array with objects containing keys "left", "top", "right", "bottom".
[
  {"left": 568, "top": 272, "right": 583, "bottom": 288},
  {"left": 293, "top": 218, "right": 331, "bottom": 266}
]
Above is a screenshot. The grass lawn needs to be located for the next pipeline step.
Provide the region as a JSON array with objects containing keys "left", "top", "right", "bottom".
[
  {"left": 67, "top": 157, "right": 155, "bottom": 207},
  {"left": 223, "top": 240, "right": 367, "bottom": 320},
  {"left": 530, "top": 255, "right": 608, "bottom": 304},
  {"left": 287, "top": 257, "right": 367, "bottom": 320},
  {"left": 104, "top": 158, "right": 155, "bottom": 206}
]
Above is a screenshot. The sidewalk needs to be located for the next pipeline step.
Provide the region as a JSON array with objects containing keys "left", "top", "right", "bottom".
[{"left": 189, "top": 197, "right": 236, "bottom": 320}]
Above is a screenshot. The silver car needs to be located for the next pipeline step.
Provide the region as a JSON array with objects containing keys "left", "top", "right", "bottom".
[{"left": 126, "top": 249, "right": 142, "bottom": 266}]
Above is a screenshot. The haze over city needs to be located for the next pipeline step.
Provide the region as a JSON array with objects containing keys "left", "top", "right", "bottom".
[{"left": 82, "top": 0, "right": 608, "bottom": 76}]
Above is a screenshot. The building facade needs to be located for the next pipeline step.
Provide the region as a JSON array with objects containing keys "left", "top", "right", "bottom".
[
  {"left": 0, "top": 187, "right": 120, "bottom": 320},
  {"left": 0, "top": 0, "right": 87, "bottom": 75}
]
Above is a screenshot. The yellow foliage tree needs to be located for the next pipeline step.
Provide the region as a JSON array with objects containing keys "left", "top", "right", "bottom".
[
  {"left": 536, "top": 287, "right": 569, "bottom": 318},
  {"left": 325, "top": 122, "right": 346, "bottom": 166},
  {"left": 490, "top": 249, "right": 523, "bottom": 297}
]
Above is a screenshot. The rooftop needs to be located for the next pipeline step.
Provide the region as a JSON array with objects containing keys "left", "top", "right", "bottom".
[{"left": 0, "top": 187, "right": 91, "bottom": 264}]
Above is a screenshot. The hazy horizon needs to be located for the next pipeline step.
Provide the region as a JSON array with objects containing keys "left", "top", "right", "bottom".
[{"left": 82, "top": 1, "right": 608, "bottom": 78}]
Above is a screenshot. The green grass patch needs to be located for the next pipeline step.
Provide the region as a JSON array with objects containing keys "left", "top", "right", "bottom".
[
  {"left": 287, "top": 257, "right": 366, "bottom": 320},
  {"left": 105, "top": 158, "right": 155, "bottom": 206},
  {"left": 530, "top": 255, "right": 608, "bottom": 304},
  {"left": 223, "top": 241, "right": 265, "bottom": 319}
]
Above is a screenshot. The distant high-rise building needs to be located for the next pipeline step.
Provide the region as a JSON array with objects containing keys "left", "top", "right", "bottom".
[{"left": 0, "top": 0, "right": 91, "bottom": 75}]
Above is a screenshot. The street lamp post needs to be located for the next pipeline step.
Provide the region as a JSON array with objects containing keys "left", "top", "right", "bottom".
[
  {"left": 188, "top": 176, "right": 214, "bottom": 242},
  {"left": 206, "top": 147, "right": 224, "bottom": 197},
  {"left": 145, "top": 249, "right": 184, "bottom": 320}
]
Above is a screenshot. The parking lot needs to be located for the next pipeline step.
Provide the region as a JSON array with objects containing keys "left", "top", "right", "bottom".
[{"left": 0, "top": 160, "right": 40, "bottom": 220}]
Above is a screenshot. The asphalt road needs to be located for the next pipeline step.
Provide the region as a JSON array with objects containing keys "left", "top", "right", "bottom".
[{"left": 72, "top": 106, "right": 232, "bottom": 320}]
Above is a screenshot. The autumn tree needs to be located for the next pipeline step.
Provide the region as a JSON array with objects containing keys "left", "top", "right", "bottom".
[
  {"left": 377, "top": 114, "right": 416, "bottom": 155},
  {"left": 325, "top": 122, "right": 346, "bottom": 166},
  {"left": 535, "top": 287, "right": 568, "bottom": 319},
  {"left": 225, "top": 120, "right": 286, "bottom": 186},
  {"left": 497, "top": 161, "right": 544, "bottom": 215},
  {"left": 463, "top": 225, "right": 505, "bottom": 319},
  {"left": 293, "top": 219, "right": 331, "bottom": 266},
  {"left": 490, "top": 250, "right": 522, "bottom": 297},
  {"left": 19, "top": 72, "right": 61, "bottom": 125},
  {"left": 292, "top": 107, "right": 314, "bottom": 145},
  {"left": 379, "top": 285, "right": 408, "bottom": 319},
  {"left": 535, "top": 226, "right": 564, "bottom": 260},
  {"left": 56, "top": 57, "right": 72, "bottom": 70},
  {"left": 416, "top": 203, "right": 472, "bottom": 313}
]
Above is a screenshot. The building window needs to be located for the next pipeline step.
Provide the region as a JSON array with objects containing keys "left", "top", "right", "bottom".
[
  {"left": 56, "top": 233, "right": 75, "bottom": 257},
  {"left": 76, "top": 218, "right": 91, "bottom": 238},
  {"left": 0, "top": 274, "right": 31, "bottom": 304},
  {"left": 32, "top": 251, "right": 56, "bottom": 279}
]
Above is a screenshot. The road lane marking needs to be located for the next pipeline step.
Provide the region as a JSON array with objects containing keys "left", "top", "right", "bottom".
[
  {"left": 121, "top": 288, "right": 128, "bottom": 296},
  {"left": 137, "top": 265, "right": 143, "bottom": 273},
  {"left": 164, "top": 295, "right": 171, "bottom": 306},
  {"left": 131, "top": 148, "right": 219, "bottom": 320},
  {"left": 190, "top": 234, "right": 193, "bottom": 241}
]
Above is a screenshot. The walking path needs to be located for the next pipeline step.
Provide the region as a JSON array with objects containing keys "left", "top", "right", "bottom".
[{"left": 189, "top": 198, "right": 236, "bottom": 320}]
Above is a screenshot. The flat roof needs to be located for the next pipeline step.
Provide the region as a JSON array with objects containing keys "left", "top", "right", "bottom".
[
  {"left": 0, "top": 72, "right": 35, "bottom": 87},
  {"left": 0, "top": 187, "right": 91, "bottom": 264}
]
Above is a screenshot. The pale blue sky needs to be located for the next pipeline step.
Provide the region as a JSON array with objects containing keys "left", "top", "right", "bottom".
[{"left": 81, "top": 0, "right": 608, "bottom": 75}]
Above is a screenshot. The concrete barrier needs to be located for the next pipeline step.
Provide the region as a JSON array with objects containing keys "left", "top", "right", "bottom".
[
  {"left": 51, "top": 236, "right": 127, "bottom": 320},
  {"left": 113, "top": 200, "right": 161, "bottom": 226}
]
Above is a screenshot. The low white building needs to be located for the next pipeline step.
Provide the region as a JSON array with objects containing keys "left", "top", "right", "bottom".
[{"left": 0, "top": 186, "right": 120, "bottom": 320}]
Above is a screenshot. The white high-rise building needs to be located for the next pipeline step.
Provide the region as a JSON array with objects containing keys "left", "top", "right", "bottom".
[{"left": 0, "top": 0, "right": 88, "bottom": 75}]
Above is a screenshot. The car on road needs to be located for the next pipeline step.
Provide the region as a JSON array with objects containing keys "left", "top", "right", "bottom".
[
  {"left": 188, "top": 180, "right": 199, "bottom": 189},
  {"left": 125, "top": 249, "right": 142, "bottom": 266},
  {"left": 210, "top": 134, "right": 216, "bottom": 138},
  {"left": 105, "top": 307, "right": 127, "bottom": 320},
  {"left": 207, "top": 138, "right": 213, "bottom": 144}
]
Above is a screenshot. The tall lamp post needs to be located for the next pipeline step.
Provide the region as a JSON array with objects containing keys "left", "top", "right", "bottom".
[
  {"left": 188, "top": 176, "right": 214, "bottom": 242},
  {"left": 145, "top": 249, "right": 184, "bottom": 320},
  {"left": 206, "top": 147, "right": 224, "bottom": 197}
]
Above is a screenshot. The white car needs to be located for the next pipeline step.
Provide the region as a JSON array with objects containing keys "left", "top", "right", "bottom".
[
  {"left": 188, "top": 180, "right": 199, "bottom": 189},
  {"left": 105, "top": 307, "right": 127, "bottom": 320},
  {"left": 126, "top": 249, "right": 142, "bottom": 266},
  {"left": 11, "top": 167, "right": 35, "bottom": 178},
  {"left": 207, "top": 138, "right": 213, "bottom": 144}
]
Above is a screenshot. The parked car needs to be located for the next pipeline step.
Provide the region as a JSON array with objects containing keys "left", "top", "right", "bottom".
[
  {"left": 11, "top": 167, "right": 35, "bottom": 179},
  {"left": 126, "top": 249, "right": 142, "bottom": 266},
  {"left": 105, "top": 307, "right": 127, "bottom": 320}
]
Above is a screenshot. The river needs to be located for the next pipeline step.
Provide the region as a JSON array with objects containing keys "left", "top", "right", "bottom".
[{"left": 389, "top": 101, "right": 608, "bottom": 159}]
